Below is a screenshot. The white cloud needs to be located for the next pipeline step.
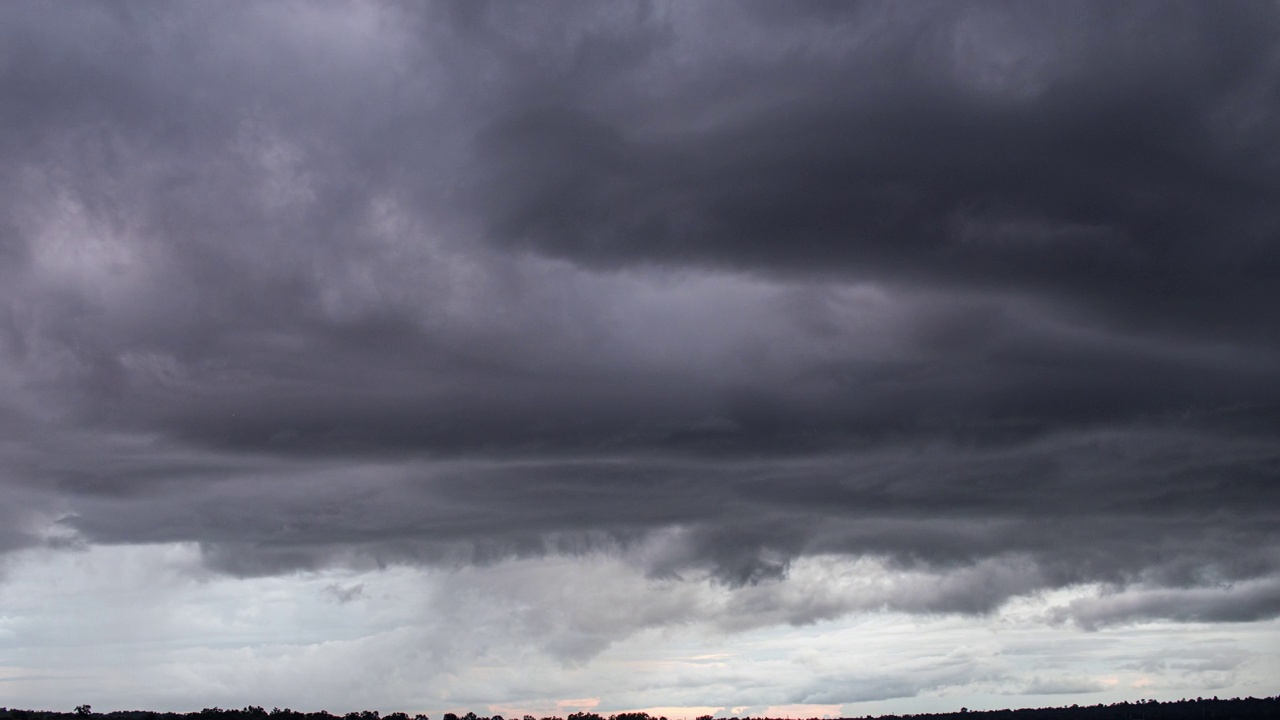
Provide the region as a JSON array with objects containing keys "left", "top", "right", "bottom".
[{"left": 2, "top": 544, "right": 1277, "bottom": 715}]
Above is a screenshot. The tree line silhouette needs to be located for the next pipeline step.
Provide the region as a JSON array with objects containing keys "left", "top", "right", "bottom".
[{"left": 3, "top": 697, "right": 1278, "bottom": 720}]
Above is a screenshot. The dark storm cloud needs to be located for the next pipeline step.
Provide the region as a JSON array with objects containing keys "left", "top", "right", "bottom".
[
  {"left": 1053, "top": 578, "right": 1280, "bottom": 630},
  {"left": 469, "top": 0, "right": 1280, "bottom": 340},
  {"left": 1, "top": 0, "right": 1279, "bottom": 632}
]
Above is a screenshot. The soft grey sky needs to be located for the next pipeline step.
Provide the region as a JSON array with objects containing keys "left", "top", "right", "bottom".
[{"left": 1, "top": 1, "right": 1278, "bottom": 715}]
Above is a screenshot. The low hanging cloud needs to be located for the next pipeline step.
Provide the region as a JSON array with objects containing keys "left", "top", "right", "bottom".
[
  {"left": 1052, "top": 579, "right": 1280, "bottom": 631},
  {"left": 0, "top": 0, "right": 1279, "bottom": 644}
]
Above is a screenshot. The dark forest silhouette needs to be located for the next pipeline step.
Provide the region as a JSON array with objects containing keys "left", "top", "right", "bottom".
[{"left": 4, "top": 697, "right": 1278, "bottom": 720}]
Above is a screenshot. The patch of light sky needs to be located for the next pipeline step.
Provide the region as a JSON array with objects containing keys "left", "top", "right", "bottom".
[{"left": 2, "top": 543, "right": 1275, "bottom": 716}]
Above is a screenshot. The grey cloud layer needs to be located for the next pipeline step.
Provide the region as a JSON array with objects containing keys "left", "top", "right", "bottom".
[
  {"left": 468, "top": 1, "right": 1280, "bottom": 337},
  {"left": 2, "top": 0, "right": 1279, "bottom": 631}
]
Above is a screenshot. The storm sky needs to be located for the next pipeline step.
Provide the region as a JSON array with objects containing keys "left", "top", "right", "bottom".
[{"left": 1, "top": 1, "right": 1279, "bottom": 715}]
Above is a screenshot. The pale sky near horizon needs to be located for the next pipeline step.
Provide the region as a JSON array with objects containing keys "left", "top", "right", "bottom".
[{"left": 1, "top": 1, "right": 1279, "bottom": 715}]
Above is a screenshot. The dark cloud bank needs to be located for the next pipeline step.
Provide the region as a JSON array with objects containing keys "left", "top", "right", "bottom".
[{"left": 2, "top": 0, "right": 1279, "bottom": 632}]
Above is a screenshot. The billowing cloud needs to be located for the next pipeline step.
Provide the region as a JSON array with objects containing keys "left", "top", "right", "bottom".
[{"left": 1, "top": 0, "right": 1279, "bottom": 713}]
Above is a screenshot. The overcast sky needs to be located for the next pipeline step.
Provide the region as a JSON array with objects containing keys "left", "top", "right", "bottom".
[{"left": 2, "top": 1, "right": 1279, "bottom": 716}]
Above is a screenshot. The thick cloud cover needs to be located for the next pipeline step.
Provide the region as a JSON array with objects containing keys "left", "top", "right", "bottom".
[{"left": 2, "top": 1, "right": 1280, "bottom": 694}]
